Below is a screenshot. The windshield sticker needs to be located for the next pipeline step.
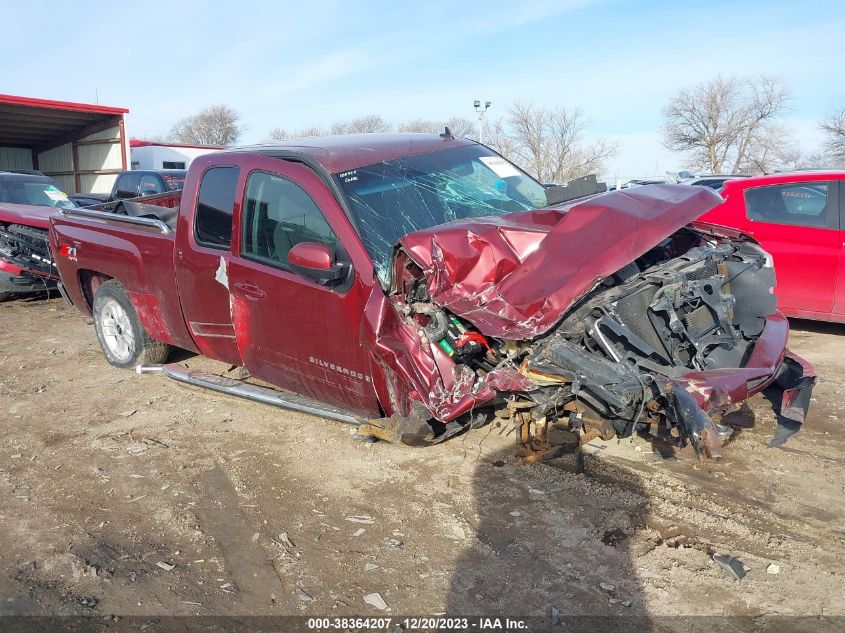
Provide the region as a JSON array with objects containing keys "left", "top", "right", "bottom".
[
  {"left": 338, "top": 170, "right": 358, "bottom": 183},
  {"left": 162, "top": 174, "right": 186, "bottom": 191},
  {"left": 44, "top": 185, "right": 69, "bottom": 201},
  {"left": 478, "top": 156, "right": 520, "bottom": 179}
]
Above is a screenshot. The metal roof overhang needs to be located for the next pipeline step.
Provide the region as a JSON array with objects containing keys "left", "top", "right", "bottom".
[{"left": 0, "top": 94, "right": 129, "bottom": 152}]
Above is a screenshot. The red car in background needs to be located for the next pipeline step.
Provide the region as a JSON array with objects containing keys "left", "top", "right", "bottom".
[{"left": 700, "top": 171, "right": 845, "bottom": 323}]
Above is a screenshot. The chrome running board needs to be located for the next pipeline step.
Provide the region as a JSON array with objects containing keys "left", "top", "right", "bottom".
[{"left": 137, "top": 363, "right": 361, "bottom": 426}]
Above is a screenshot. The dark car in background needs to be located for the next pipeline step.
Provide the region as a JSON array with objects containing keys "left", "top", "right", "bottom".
[
  {"left": 70, "top": 169, "right": 187, "bottom": 207},
  {"left": 679, "top": 174, "right": 750, "bottom": 190},
  {"left": 0, "top": 171, "right": 77, "bottom": 300}
]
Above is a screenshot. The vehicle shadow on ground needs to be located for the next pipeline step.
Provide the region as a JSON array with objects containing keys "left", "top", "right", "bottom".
[
  {"left": 446, "top": 443, "right": 651, "bottom": 630},
  {"left": 167, "top": 346, "right": 198, "bottom": 363},
  {"left": 2, "top": 288, "right": 55, "bottom": 304}
]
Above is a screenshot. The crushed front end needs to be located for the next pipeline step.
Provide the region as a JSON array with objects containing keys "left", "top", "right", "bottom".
[
  {"left": 362, "top": 186, "right": 815, "bottom": 459},
  {"left": 514, "top": 234, "right": 814, "bottom": 458}
]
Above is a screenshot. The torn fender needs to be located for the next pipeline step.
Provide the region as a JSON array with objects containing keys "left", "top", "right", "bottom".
[{"left": 361, "top": 288, "right": 531, "bottom": 422}]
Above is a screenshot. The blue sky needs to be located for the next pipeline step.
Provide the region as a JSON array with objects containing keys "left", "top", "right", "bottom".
[{"left": 2, "top": 0, "right": 843, "bottom": 179}]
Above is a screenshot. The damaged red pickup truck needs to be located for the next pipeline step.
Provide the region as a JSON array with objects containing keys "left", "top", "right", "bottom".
[{"left": 48, "top": 134, "right": 815, "bottom": 458}]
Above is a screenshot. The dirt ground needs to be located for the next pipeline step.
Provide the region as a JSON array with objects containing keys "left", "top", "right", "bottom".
[{"left": 1, "top": 296, "right": 843, "bottom": 626}]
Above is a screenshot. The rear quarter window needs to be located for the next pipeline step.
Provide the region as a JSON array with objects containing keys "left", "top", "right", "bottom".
[
  {"left": 115, "top": 173, "right": 142, "bottom": 198},
  {"left": 744, "top": 182, "right": 830, "bottom": 228},
  {"left": 194, "top": 166, "right": 240, "bottom": 249}
]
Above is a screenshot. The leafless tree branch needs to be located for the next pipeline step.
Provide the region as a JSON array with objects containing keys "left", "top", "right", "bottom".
[
  {"left": 169, "top": 104, "right": 243, "bottom": 146},
  {"left": 505, "top": 102, "right": 616, "bottom": 182},
  {"left": 662, "top": 75, "right": 792, "bottom": 174},
  {"left": 821, "top": 105, "right": 845, "bottom": 165},
  {"left": 262, "top": 103, "right": 613, "bottom": 183}
]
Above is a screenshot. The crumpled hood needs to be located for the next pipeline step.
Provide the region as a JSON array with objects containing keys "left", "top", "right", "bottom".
[
  {"left": 398, "top": 184, "right": 724, "bottom": 339},
  {"left": 0, "top": 202, "right": 58, "bottom": 230}
]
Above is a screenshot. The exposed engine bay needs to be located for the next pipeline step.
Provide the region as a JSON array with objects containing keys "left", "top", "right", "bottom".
[{"left": 380, "top": 225, "right": 813, "bottom": 459}]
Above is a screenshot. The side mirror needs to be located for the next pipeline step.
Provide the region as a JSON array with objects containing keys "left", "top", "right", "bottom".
[{"left": 287, "top": 242, "right": 349, "bottom": 285}]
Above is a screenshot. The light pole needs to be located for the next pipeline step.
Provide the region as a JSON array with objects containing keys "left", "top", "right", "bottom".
[{"left": 474, "top": 100, "right": 491, "bottom": 144}]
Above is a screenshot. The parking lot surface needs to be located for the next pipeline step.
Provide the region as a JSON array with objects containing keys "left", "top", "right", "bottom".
[{"left": 1, "top": 297, "right": 843, "bottom": 619}]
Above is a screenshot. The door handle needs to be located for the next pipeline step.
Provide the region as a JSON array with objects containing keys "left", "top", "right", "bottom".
[{"left": 233, "top": 282, "right": 266, "bottom": 301}]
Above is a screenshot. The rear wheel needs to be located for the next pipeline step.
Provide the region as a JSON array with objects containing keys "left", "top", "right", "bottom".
[{"left": 92, "top": 280, "right": 169, "bottom": 368}]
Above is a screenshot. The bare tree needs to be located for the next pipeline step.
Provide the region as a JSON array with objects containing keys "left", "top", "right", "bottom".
[
  {"left": 484, "top": 118, "right": 519, "bottom": 159},
  {"left": 330, "top": 114, "right": 391, "bottom": 135},
  {"left": 445, "top": 117, "right": 477, "bottom": 138},
  {"left": 170, "top": 104, "right": 243, "bottom": 146},
  {"left": 396, "top": 117, "right": 477, "bottom": 138},
  {"left": 396, "top": 119, "right": 441, "bottom": 133},
  {"left": 662, "top": 75, "right": 792, "bottom": 174},
  {"left": 505, "top": 102, "right": 616, "bottom": 182},
  {"left": 739, "top": 123, "right": 800, "bottom": 173},
  {"left": 261, "top": 105, "right": 612, "bottom": 183},
  {"left": 299, "top": 125, "right": 325, "bottom": 138},
  {"left": 266, "top": 125, "right": 326, "bottom": 141},
  {"left": 788, "top": 151, "right": 829, "bottom": 171},
  {"left": 267, "top": 127, "right": 290, "bottom": 141},
  {"left": 133, "top": 134, "right": 169, "bottom": 144},
  {"left": 820, "top": 105, "right": 845, "bottom": 165}
]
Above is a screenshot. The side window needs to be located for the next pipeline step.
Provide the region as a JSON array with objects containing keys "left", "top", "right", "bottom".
[
  {"left": 139, "top": 174, "right": 163, "bottom": 196},
  {"left": 745, "top": 182, "right": 830, "bottom": 228},
  {"left": 241, "top": 171, "right": 338, "bottom": 267},
  {"left": 114, "top": 173, "right": 142, "bottom": 199},
  {"left": 195, "top": 166, "right": 240, "bottom": 249}
]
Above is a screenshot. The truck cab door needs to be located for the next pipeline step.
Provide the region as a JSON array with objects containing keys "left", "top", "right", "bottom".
[
  {"left": 741, "top": 180, "right": 839, "bottom": 318},
  {"left": 174, "top": 164, "right": 244, "bottom": 365},
  {"left": 227, "top": 160, "right": 380, "bottom": 416}
]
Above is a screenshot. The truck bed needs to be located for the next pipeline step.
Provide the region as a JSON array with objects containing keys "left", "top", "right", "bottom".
[
  {"left": 90, "top": 190, "right": 182, "bottom": 229},
  {"left": 49, "top": 205, "right": 196, "bottom": 351},
  {"left": 0, "top": 191, "right": 183, "bottom": 281}
]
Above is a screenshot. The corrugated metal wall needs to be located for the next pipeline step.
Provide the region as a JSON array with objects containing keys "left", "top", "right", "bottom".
[
  {"left": 37, "top": 143, "right": 74, "bottom": 192},
  {"left": 1, "top": 112, "right": 125, "bottom": 194},
  {"left": 38, "top": 143, "right": 72, "bottom": 172},
  {"left": 0, "top": 147, "right": 33, "bottom": 170},
  {"left": 78, "top": 126, "right": 123, "bottom": 193},
  {"left": 35, "top": 123, "right": 124, "bottom": 194}
]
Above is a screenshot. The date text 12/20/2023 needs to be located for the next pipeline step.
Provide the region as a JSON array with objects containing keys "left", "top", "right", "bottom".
[{"left": 306, "top": 617, "right": 529, "bottom": 630}]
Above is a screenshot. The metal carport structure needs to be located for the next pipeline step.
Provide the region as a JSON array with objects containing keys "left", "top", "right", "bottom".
[{"left": 0, "top": 94, "right": 129, "bottom": 194}]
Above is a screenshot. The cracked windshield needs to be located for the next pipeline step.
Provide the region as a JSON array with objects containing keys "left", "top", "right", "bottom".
[{"left": 335, "top": 144, "right": 548, "bottom": 282}]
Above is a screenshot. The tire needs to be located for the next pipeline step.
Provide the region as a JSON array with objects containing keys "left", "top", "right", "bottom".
[
  {"left": 92, "top": 280, "right": 169, "bottom": 369},
  {"left": 0, "top": 292, "right": 12, "bottom": 302}
]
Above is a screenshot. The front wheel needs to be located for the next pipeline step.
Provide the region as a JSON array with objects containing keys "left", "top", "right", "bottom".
[{"left": 92, "top": 280, "right": 169, "bottom": 368}]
